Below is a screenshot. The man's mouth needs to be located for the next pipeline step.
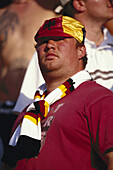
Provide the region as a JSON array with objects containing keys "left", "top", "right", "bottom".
[{"left": 46, "top": 53, "right": 57, "bottom": 60}]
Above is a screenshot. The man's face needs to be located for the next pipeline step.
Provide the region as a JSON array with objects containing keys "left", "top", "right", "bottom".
[
  {"left": 36, "top": 36, "right": 84, "bottom": 79},
  {"left": 84, "top": 0, "right": 113, "bottom": 21}
]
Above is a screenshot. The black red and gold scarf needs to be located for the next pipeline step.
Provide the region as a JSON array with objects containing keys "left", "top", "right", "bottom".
[{"left": 2, "top": 71, "right": 91, "bottom": 167}]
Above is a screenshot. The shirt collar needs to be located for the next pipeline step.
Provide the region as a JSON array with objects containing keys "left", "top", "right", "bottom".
[{"left": 39, "top": 70, "right": 92, "bottom": 93}]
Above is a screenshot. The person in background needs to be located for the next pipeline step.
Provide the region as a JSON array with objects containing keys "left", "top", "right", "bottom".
[
  {"left": 2, "top": 15, "right": 113, "bottom": 170},
  {"left": 0, "top": 2, "right": 15, "bottom": 169},
  {"left": 13, "top": 0, "right": 113, "bottom": 115},
  {"left": 62, "top": 0, "right": 113, "bottom": 90},
  {"left": 0, "top": 0, "right": 60, "bottom": 104}
]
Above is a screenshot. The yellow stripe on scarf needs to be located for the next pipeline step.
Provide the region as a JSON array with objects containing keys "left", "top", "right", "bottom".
[
  {"left": 44, "top": 101, "right": 49, "bottom": 117},
  {"left": 59, "top": 85, "right": 67, "bottom": 98},
  {"left": 34, "top": 95, "right": 41, "bottom": 100},
  {"left": 34, "top": 94, "right": 46, "bottom": 100},
  {"left": 24, "top": 115, "right": 39, "bottom": 125}
]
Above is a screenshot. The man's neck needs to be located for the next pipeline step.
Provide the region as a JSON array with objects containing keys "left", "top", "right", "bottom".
[
  {"left": 74, "top": 14, "right": 105, "bottom": 46},
  {"left": 46, "top": 78, "right": 68, "bottom": 93},
  {"left": 85, "top": 26, "right": 104, "bottom": 46},
  {"left": 44, "top": 73, "right": 73, "bottom": 93}
]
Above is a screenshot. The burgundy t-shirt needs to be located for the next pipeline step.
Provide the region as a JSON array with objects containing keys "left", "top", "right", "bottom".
[{"left": 14, "top": 81, "right": 113, "bottom": 170}]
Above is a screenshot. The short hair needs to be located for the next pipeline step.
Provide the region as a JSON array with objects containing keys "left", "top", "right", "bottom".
[{"left": 61, "top": 0, "right": 75, "bottom": 17}]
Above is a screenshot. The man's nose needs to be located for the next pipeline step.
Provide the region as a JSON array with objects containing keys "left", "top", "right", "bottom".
[{"left": 46, "top": 39, "right": 56, "bottom": 49}]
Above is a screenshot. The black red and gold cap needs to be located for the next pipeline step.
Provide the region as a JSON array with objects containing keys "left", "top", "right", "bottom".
[{"left": 35, "top": 16, "right": 86, "bottom": 44}]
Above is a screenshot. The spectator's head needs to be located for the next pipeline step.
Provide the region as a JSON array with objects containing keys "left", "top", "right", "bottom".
[
  {"left": 35, "top": 16, "right": 87, "bottom": 80},
  {"left": 60, "top": 0, "right": 113, "bottom": 24}
]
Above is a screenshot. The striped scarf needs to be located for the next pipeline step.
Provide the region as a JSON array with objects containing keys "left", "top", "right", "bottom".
[
  {"left": 3, "top": 77, "right": 76, "bottom": 167},
  {"left": 19, "top": 78, "right": 75, "bottom": 143},
  {"left": 2, "top": 71, "right": 91, "bottom": 167}
]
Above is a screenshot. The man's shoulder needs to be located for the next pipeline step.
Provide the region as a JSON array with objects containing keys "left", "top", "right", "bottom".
[
  {"left": 77, "top": 80, "right": 113, "bottom": 95},
  {"left": 69, "top": 80, "right": 113, "bottom": 102}
]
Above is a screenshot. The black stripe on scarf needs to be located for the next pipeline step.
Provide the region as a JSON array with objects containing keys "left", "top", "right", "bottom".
[
  {"left": 34, "top": 101, "right": 45, "bottom": 119},
  {"left": 67, "top": 78, "right": 75, "bottom": 92},
  {"left": 2, "top": 135, "right": 41, "bottom": 167}
]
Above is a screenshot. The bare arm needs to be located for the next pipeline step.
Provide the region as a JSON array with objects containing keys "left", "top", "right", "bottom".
[{"left": 104, "top": 151, "right": 113, "bottom": 170}]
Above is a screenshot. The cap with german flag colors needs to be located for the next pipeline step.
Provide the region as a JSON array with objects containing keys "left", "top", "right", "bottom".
[{"left": 34, "top": 16, "right": 86, "bottom": 44}]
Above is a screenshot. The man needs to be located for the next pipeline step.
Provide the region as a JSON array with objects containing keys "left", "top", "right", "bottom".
[
  {"left": 0, "top": 0, "right": 60, "bottom": 103},
  {"left": 0, "top": 0, "right": 60, "bottom": 167},
  {"left": 2, "top": 16, "right": 113, "bottom": 170},
  {"left": 13, "top": 0, "right": 113, "bottom": 114}
]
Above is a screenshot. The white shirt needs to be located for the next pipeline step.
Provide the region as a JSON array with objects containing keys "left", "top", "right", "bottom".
[{"left": 85, "top": 28, "right": 113, "bottom": 90}]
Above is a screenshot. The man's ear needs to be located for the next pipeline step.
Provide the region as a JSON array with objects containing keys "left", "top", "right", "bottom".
[
  {"left": 77, "top": 45, "right": 86, "bottom": 59},
  {"left": 73, "top": 0, "right": 86, "bottom": 12}
]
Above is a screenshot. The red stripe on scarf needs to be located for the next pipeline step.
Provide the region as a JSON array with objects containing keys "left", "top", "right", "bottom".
[{"left": 25, "top": 111, "right": 38, "bottom": 119}]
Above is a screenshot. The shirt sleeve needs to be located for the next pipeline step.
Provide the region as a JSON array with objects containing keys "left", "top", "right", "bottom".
[{"left": 88, "top": 95, "right": 113, "bottom": 160}]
